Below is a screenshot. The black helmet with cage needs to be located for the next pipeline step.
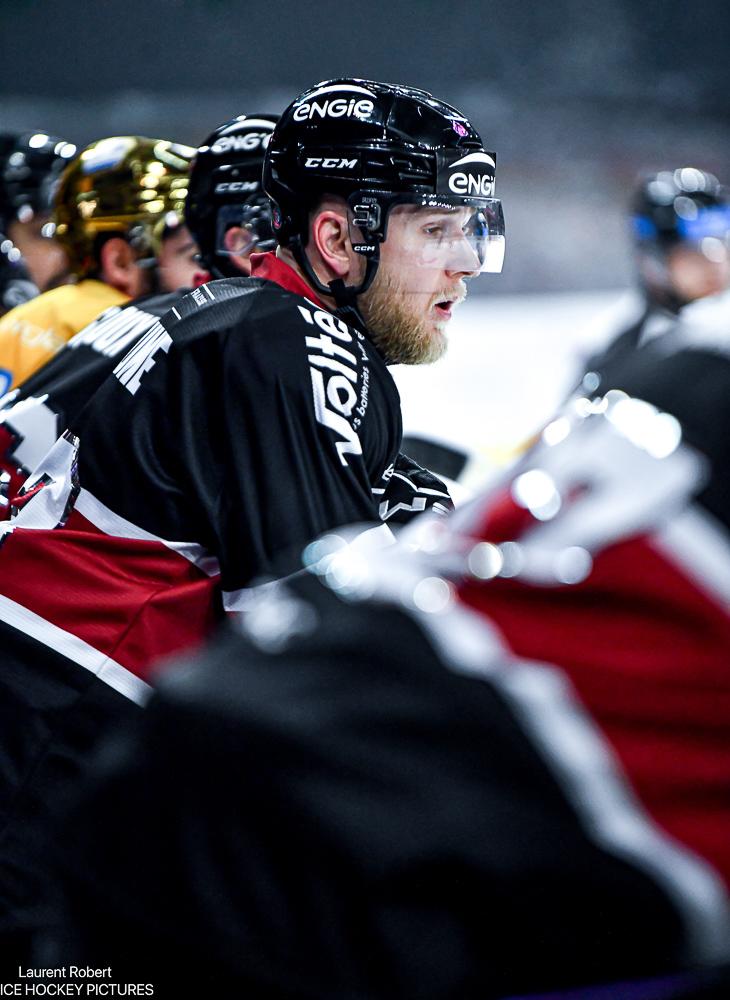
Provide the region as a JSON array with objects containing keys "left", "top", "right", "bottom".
[
  {"left": 263, "top": 79, "right": 505, "bottom": 307},
  {"left": 185, "top": 115, "right": 278, "bottom": 279}
]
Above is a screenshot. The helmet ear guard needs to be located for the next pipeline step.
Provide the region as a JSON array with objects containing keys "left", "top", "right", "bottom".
[
  {"left": 286, "top": 191, "right": 385, "bottom": 307},
  {"left": 290, "top": 229, "right": 381, "bottom": 311}
]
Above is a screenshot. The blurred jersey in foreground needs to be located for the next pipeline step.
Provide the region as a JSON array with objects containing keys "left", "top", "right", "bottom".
[{"left": 47, "top": 317, "right": 730, "bottom": 998}]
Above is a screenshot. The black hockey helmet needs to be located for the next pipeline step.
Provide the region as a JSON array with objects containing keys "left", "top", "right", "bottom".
[
  {"left": 263, "top": 79, "right": 505, "bottom": 303},
  {"left": 631, "top": 168, "right": 730, "bottom": 250},
  {"left": 186, "top": 115, "right": 278, "bottom": 279},
  {"left": 0, "top": 131, "right": 77, "bottom": 229},
  {"left": 631, "top": 168, "right": 730, "bottom": 310}
]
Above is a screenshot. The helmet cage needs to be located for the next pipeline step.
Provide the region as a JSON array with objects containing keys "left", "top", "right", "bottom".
[{"left": 214, "top": 195, "right": 277, "bottom": 258}]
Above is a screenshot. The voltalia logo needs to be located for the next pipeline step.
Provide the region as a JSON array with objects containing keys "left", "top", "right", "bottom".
[
  {"left": 293, "top": 84, "right": 376, "bottom": 122},
  {"left": 447, "top": 152, "right": 496, "bottom": 197}
]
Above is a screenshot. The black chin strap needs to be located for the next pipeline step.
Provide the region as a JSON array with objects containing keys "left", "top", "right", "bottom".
[
  {"left": 291, "top": 235, "right": 380, "bottom": 333},
  {"left": 328, "top": 275, "right": 372, "bottom": 333}
]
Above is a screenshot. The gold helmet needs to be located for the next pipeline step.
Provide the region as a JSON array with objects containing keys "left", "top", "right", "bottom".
[{"left": 53, "top": 136, "right": 195, "bottom": 277}]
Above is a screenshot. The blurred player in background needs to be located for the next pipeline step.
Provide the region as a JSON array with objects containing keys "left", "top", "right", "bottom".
[
  {"left": 0, "top": 131, "right": 77, "bottom": 317},
  {"left": 46, "top": 307, "right": 730, "bottom": 998},
  {"left": 0, "top": 114, "right": 273, "bottom": 515},
  {"left": 583, "top": 166, "right": 730, "bottom": 380},
  {"left": 0, "top": 135, "right": 195, "bottom": 391}
]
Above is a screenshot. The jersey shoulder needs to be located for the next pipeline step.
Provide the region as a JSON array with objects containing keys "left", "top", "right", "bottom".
[
  {"left": 0, "top": 283, "right": 124, "bottom": 389},
  {"left": 165, "top": 277, "right": 364, "bottom": 362},
  {"left": 165, "top": 277, "right": 311, "bottom": 340},
  {"left": 65, "top": 289, "right": 185, "bottom": 353}
]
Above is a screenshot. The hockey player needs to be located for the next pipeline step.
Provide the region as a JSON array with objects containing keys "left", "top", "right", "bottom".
[
  {"left": 0, "top": 80, "right": 501, "bottom": 946},
  {"left": 0, "top": 131, "right": 77, "bottom": 316},
  {"left": 49, "top": 319, "right": 730, "bottom": 997},
  {"left": 0, "top": 114, "right": 280, "bottom": 514},
  {"left": 0, "top": 113, "right": 451, "bottom": 519},
  {"left": 0, "top": 135, "right": 195, "bottom": 390},
  {"left": 584, "top": 166, "right": 730, "bottom": 379}
]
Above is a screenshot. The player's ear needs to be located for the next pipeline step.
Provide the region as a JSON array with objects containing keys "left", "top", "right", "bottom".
[
  {"left": 99, "top": 237, "right": 139, "bottom": 296},
  {"left": 310, "top": 206, "right": 351, "bottom": 278}
]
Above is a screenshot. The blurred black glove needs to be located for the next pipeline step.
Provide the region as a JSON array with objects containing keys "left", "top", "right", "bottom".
[{"left": 376, "top": 451, "right": 454, "bottom": 525}]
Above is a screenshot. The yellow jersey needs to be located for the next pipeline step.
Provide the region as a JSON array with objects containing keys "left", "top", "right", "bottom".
[{"left": 0, "top": 280, "right": 129, "bottom": 392}]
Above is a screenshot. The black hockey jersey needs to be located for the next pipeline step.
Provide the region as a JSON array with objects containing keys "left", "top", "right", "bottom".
[
  {"left": 0, "top": 275, "right": 450, "bottom": 527},
  {"left": 581, "top": 301, "right": 679, "bottom": 390},
  {"left": 0, "top": 290, "right": 184, "bottom": 513},
  {"left": 0, "top": 254, "right": 450, "bottom": 937},
  {"left": 0, "top": 256, "right": 405, "bottom": 683}
]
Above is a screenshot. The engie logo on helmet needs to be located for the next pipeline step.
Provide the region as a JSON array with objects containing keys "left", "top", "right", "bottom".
[
  {"left": 211, "top": 132, "right": 272, "bottom": 154},
  {"left": 293, "top": 84, "right": 376, "bottom": 123},
  {"left": 437, "top": 151, "right": 497, "bottom": 198}
]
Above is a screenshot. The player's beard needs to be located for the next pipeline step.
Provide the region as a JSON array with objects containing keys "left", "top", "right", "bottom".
[{"left": 358, "top": 268, "right": 457, "bottom": 365}]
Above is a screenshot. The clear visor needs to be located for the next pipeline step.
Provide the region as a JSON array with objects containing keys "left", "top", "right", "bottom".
[
  {"left": 215, "top": 198, "right": 274, "bottom": 258},
  {"left": 349, "top": 199, "right": 505, "bottom": 285}
]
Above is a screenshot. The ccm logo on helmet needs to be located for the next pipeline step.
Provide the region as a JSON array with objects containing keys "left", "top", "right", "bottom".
[
  {"left": 215, "top": 180, "right": 259, "bottom": 193},
  {"left": 447, "top": 152, "right": 496, "bottom": 197},
  {"left": 293, "top": 98, "right": 375, "bottom": 122},
  {"left": 304, "top": 157, "right": 357, "bottom": 170},
  {"left": 211, "top": 133, "right": 271, "bottom": 154}
]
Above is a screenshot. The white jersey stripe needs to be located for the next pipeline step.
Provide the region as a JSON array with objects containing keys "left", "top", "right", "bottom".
[
  {"left": 654, "top": 504, "right": 730, "bottom": 607},
  {"left": 75, "top": 489, "right": 220, "bottom": 577},
  {"left": 0, "top": 594, "right": 151, "bottom": 707},
  {"left": 420, "top": 598, "right": 730, "bottom": 966},
  {"left": 309, "top": 530, "right": 730, "bottom": 965}
]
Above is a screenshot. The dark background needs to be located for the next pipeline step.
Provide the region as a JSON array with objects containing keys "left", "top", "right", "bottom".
[{"left": 2, "top": 0, "right": 729, "bottom": 294}]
